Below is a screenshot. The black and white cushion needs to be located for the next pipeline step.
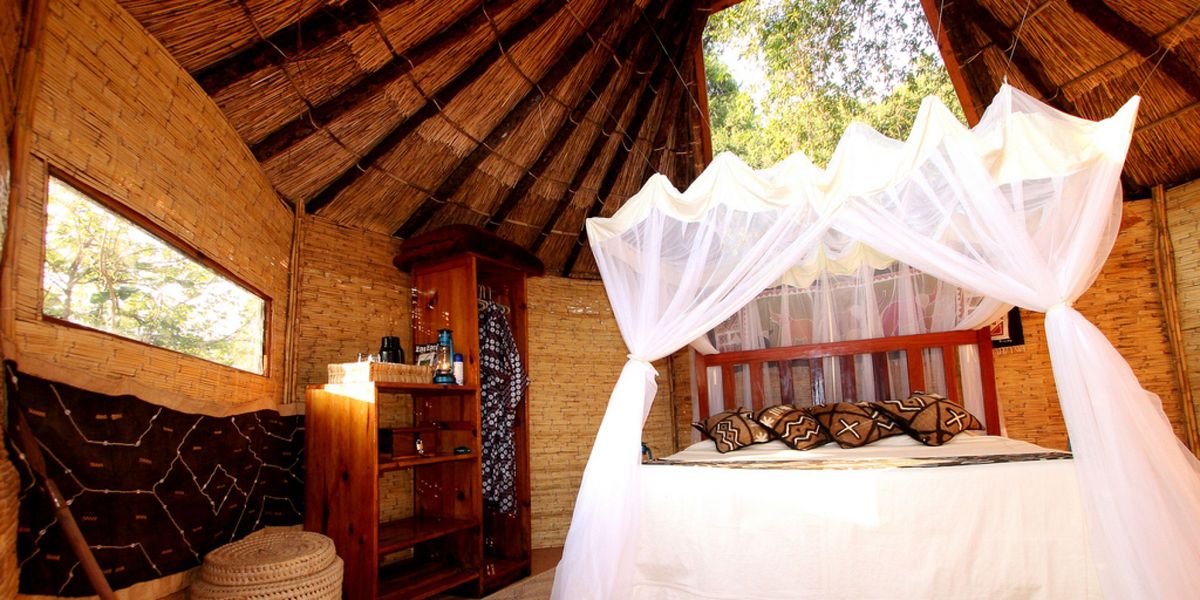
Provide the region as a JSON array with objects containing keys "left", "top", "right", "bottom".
[
  {"left": 877, "top": 392, "right": 983, "bottom": 446},
  {"left": 754, "top": 404, "right": 830, "bottom": 450},
  {"left": 809, "top": 402, "right": 899, "bottom": 448},
  {"left": 693, "top": 408, "right": 774, "bottom": 453}
]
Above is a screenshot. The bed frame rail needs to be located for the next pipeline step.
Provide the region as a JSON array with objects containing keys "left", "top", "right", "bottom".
[{"left": 695, "top": 328, "right": 1000, "bottom": 435}]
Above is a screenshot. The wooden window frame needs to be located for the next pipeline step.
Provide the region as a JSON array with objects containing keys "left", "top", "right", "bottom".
[{"left": 39, "top": 168, "right": 273, "bottom": 377}]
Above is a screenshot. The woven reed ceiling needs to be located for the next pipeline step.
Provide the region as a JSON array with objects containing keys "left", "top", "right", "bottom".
[
  {"left": 116, "top": 0, "right": 1200, "bottom": 278},
  {"left": 925, "top": 0, "right": 1200, "bottom": 198},
  {"left": 116, "top": 0, "right": 715, "bottom": 278}
]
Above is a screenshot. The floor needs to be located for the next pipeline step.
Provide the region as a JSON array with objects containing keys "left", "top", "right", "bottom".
[{"left": 530, "top": 547, "right": 562, "bottom": 577}]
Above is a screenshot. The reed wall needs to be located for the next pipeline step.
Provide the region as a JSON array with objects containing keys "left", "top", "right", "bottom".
[
  {"left": 1166, "top": 179, "right": 1200, "bottom": 437},
  {"left": 1, "top": 0, "right": 293, "bottom": 417},
  {"left": 525, "top": 276, "right": 681, "bottom": 549},
  {"left": 0, "top": 2, "right": 21, "bottom": 598},
  {"left": 991, "top": 199, "right": 1185, "bottom": 449}
]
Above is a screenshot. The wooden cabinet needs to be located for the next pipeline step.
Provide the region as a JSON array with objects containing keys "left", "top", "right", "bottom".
[{"left": 306, "top": 244, "right": 537, "bottom": 599}]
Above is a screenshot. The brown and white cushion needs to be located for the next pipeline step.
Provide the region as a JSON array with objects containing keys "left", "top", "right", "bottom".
[
  {"left": 693, "top": 408, "right": 774, "bottom": 453},
  {"left": 754, "top": 404, "right": 830, "bottom": 450},
  {"left": 877, "top": 392, "right": 983, "bottom": 446},
  {"left": 855, "top": 402, "right": 905, "bottom": 441},
  {"left": 809, "top": 402, "right": 897, "bottom": 448}
]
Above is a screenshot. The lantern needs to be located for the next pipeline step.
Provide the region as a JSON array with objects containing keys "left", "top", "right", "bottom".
[{"left": 433, "top": 329, "right": 456, "bottom": 384}]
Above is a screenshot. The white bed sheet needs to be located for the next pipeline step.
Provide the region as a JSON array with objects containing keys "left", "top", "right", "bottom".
[{"left": 633, "top": 434, "right": 1099, "bottom": 599}]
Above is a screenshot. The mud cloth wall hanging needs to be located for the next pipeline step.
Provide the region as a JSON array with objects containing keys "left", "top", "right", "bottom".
[{"left": 4, "top": 363, "right": 304, "bottom": 596}]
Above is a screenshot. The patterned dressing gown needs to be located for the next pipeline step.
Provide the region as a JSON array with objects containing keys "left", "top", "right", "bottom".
[{"left": 479, "top": 303, "right": 528, "bottom": 514}]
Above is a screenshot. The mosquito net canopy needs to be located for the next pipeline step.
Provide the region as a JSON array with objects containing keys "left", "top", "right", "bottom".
[{"left": 551, "top": 86, "right": 1200, "bottom": 600}]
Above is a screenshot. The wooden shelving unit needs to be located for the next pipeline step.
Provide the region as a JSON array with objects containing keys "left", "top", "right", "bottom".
[
  {"left": 307, "top": 237, "right": 539, "bottom": 599},
  {"left": 305, "top": 380, "right": 482, "bottom": 599}
]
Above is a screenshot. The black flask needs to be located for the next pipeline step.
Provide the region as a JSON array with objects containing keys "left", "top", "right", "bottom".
[{"left": 380, "top": 336, "right": 404, "bottom": 363}]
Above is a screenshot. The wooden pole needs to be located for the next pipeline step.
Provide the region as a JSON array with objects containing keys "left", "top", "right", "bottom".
[
  {"left": 10, "top": 401, "right": 114, "bottom": 599},
  {"left": 1, "top": 0, "right": 49, "bottom": 343},
  {"left": 918, "top": 0, "right": 982, "bottom": 126},
  {"left": 1150, "top": 185, "right": 1200, "bottom": 454},
  {"left": 282, "top": 201, "right": 305, "bottom": 404}
]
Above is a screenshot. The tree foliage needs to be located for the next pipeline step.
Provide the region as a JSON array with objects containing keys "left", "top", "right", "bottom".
[
  {"left": 42, "top": 179, "right": 265, "bottom": 373},
  {"left": 704, "top": 0, "right": 965, "bottom": 169}
]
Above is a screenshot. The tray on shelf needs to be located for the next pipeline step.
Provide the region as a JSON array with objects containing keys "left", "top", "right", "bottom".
[{"left": 327, "top": 361, "right": 432, "bottom": 384}]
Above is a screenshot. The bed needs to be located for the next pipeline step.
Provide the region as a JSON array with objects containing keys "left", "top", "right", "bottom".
[{"left": 630, "top": 329, "right": 1099, "bottom": 599}]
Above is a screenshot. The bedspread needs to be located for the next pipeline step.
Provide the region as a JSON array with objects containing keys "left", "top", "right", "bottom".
[{"left": 633, "top": 435, "right": 1099, "bottom": 599}]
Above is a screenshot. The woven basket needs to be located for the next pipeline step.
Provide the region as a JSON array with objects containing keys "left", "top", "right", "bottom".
[
  {"left": 327, "top": 361, "right": 432, "bottom": 384},
  {"left": 189, "top": 557, "right": 342, "bottom": 600},
  {"left": 190, "top": 531, "right": 342, "bottom": 600},
  {"left": 199, "top": 531, "right": 336, "bottom": 586}
]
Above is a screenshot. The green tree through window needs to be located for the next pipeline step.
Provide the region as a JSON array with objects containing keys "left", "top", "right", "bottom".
[
  {"left": 42, "top": 177, "right": 266, "bottom": 374},
  {"left": 704, "top": 0, "right": 965, "bottom": 169}
]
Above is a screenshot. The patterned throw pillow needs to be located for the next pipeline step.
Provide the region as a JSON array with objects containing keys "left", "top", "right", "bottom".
[
  {"left": 693, "top": 408, "right": 774, "bottom": 453},
  {"left": 753, "top": 404, "right": 830, "bottom": 450},
  {"left": 855, "top": 402, "right": 905, "bottom": 441},
  {"left": 877, "top": 392, "right": 983, "bottom": 446},
  {"left": 810, "top": 402, "right": 902, "bottom": 448}
]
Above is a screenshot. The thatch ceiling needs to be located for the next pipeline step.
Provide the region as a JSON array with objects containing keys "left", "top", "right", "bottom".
[
  {"left": 118, "top": 0, "right": 716, "bottom": 278},
  {"left": 115, "top": 0, "right": 1200, "bottom": 278},
  {"left": 923, "top": 0, "right": 1200, "bottom": 198}
]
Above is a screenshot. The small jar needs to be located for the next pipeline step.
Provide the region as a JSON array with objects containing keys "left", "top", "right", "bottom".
[{"left": 453, "top": 353, "right": 464, "bottom": 385}]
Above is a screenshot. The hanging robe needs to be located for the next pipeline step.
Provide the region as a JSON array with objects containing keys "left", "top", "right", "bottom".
[{"left": 479, "top": 302, "right": 528, "bottom": 514}]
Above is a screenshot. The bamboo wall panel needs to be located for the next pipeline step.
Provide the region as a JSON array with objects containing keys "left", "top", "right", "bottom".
[
  {"left": 292, "top": 216, "right": 415, "bottom": 523},
  {"left": 524, "top": 277, "right": 678, "bottom": 549},
  {"left": 4, "top": 0, "right": 292, "bottom": 416},
  {"left": 0, "top": 0, "right": 22, "bottom": 596},
  {"left": 1166, "top": 178, "right": 1200, "bottom": 440},
  {"left": 292, "top": 216, "right": 411, "bottom": 400},
  {"left": 995, "top": 200, "right": 1186, "bottom": 449}
]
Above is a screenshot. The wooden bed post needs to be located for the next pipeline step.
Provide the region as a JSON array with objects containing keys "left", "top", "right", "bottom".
[
  {"left": 976, "top": 327, "right": 1002, "bottom": 435},
  {"left": 696, "top": 352, "right": 709, "bottom": 421}
]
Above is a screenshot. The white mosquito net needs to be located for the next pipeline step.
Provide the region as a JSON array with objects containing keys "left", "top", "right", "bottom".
[{"left": 551, "top": 85, "right": 1200, "bottom": 600}]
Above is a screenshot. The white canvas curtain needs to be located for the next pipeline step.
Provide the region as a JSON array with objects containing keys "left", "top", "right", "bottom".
[{"left": 552, "top": 86, "right": 1200, "bottom": 600}]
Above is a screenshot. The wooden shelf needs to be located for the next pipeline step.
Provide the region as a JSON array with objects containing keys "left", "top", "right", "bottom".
[
  {"left": 378, "top": 516, "right": 478, "bottom": 556},
  {"left": 379, "top": 452, "right": 476, "bottom": 473},
  {"left": 376, "top": 381, "right": 477, "bottom": 395},
  {"left": 308, "top": 382, "right": 476, "bottom": 395},
  {"left": 483, "top": 556, "right": 530, "bottom": 591},
  {"left": 377, "top": 559, "right": 477, "bottom": 600},
  {"left": 387, "top": 425, "right": 443, "bottom": 434}
]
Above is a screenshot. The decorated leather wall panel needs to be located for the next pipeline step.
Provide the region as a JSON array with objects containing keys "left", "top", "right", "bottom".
[{"left": 4, "top": 364, "right": 304, "bottom": 596}]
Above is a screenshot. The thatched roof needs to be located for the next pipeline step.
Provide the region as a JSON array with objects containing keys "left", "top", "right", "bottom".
[
  {"left": 115, "top": 0, "right": 1200, "bottom": 278},
  {"left": 922, "top": 0, "right": 1200, "bottom": 198},
  {"left": 117, "top": 0, "right": 717, "bottom": 278}
]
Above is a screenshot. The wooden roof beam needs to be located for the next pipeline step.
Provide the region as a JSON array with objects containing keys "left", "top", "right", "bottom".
[
  {"left": 529, "top": 1, "right": 685, "bottom": 255},
  {"left": 191, "top": 0, "right": 406, "bottom": 95},
  {"left": 305, "top": 0, "right": 564, "bottom": 214},
  {"left": 561, "top": 7, "right": 699, "bottom": 277},
  {"left": 1066, "top": 0, "right": 1200, "bottom": 102},
  {"left": 251, "top": 0, "right": 522, "bottom": 162},
  {"left": 482, "top": 3, "right": 660, "bottom": 233},
  {"left": 919, "top": 0, "right": 983, "bottom": 125},
  {"left": 957, "top": 0, "right": 1075, "bottom": 114},
  {"left": 392, "top": 0, "right": 634, "bottom": 239}
]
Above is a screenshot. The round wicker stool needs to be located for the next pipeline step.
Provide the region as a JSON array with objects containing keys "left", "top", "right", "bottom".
[{"left": 190, "top": 531, "right": 342, "bottom": 600}]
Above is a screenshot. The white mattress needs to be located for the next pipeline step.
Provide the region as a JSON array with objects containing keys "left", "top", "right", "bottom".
[{"left": 633, "top": 434, "right": 1099, "bottom": 599}]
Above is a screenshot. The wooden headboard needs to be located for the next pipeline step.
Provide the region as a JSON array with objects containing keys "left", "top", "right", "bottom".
[{"left": 695, "top": 328, "right": 1001, "bottom": 435}]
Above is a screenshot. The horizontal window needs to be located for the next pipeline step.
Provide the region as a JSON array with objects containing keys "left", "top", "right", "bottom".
[{"left": 41, "top": 175, "right": 267, "bottom": 374}]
